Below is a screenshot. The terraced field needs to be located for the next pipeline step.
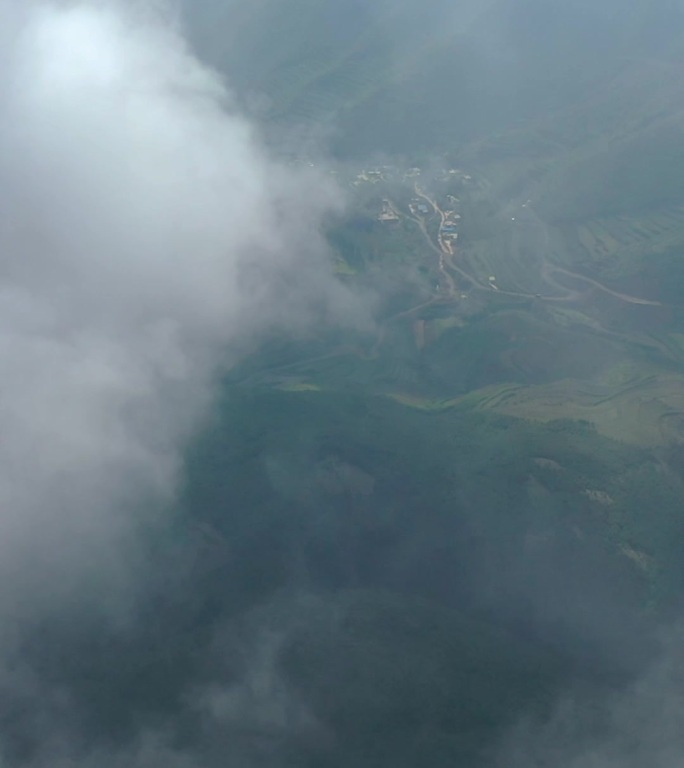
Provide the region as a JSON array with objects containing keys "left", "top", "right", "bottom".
[
  {"left": 383, "top": 369, "right": 684, "bottom": 446},
  {"left": 461, "top": 235, "right": 537, "bottom": 291},
  {"left": 266, "top": 48, "right": 385, "bottom": 122},
  {"left": 456, "top": 369, "right": 684, "bottom": 446},
  {"left": 568, "top": 204, "right": 684, "bottom": 279}
]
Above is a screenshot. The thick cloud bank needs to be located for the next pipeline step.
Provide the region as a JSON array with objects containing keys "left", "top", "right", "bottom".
[{"left": 0, "top": 0, "right": 353, "bottom": 619}]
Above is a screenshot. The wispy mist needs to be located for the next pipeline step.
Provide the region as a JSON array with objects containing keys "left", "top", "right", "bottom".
[{"left": 498, "top": 630, "right": 684, "bottom": 768}]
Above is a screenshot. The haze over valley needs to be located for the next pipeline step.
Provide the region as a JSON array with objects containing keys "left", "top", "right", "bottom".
[{"left": 1, "top": 1, "right": 684, "bottom": 766}]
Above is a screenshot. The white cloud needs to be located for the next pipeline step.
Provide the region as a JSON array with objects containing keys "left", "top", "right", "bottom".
[{"left": 0, "top": 0, "right": 358, "bottom": 622}]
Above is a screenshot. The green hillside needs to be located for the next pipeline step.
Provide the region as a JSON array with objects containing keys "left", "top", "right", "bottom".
[
  {"left": 163, "top": 3, "right": 684, "bottom": 764},
  {"left": 172, "top": 378, "right": 683, "bottom": 764}
]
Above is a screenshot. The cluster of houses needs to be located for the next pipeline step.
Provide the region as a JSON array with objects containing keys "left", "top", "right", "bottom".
[
  {"left": 440, "top": 168, "right": 472, "bottom": 183},
  {"left": 350, "top": 167, "right": 392, "bottom": 186},
  {"left": 439, "top": 200, "right": 462, "bottom": 254},
  {"left": 378, "top": 199, "right": 399, "bottom": 222},
  {"left": 352, "top": 166, "right": 425, "bottom": 186},
  {"left": 409, "top": 198, "right": 431, "bottom": 216},
  {"left": 442, "top": 209, "right": 461, "bottom": 238}
]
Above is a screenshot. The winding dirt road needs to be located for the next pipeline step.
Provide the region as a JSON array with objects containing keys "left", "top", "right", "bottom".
[{"left": 407, "top": 185, "right": 663, "bottom": 309}]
